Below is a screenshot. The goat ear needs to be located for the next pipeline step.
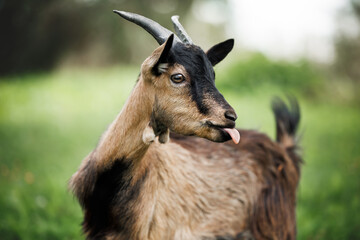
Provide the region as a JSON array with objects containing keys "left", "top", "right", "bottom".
[
  {"left": 152, "top": 34, "right": 174, "bottom": 75},
  {"left": 206, "top": 39, "right": 234, "bottom": 66}
]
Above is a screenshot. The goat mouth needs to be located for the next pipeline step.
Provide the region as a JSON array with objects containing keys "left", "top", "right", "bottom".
[
  {"left": 205, "top": 121, "right": 235, "bottom": 129},
  {"left": 205, "top": 121, "right": 240, "bottom": 144}
]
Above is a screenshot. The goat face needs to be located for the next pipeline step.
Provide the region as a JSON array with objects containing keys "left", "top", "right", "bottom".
[{"left": 141, "top": 35, "right": 237, "bottom": 143}]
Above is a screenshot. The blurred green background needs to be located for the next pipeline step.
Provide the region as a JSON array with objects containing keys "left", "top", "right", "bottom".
[{"left": 1, "top": 0, "right": 359, "bottom": 239}]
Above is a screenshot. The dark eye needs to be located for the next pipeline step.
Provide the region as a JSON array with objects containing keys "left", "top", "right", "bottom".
[{"left": 170, "top": 73, "right": 185, "bottom": 83}]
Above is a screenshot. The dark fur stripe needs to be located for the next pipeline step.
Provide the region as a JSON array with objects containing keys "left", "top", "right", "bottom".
[
  {"left": 81, "top": 159, "right": 147, "bottom": 239},
  {"left": 168, "top": 43, "right": 232, "bottom": 115}
]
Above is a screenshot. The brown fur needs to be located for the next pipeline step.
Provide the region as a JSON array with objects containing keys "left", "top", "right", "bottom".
[{"left": 69, "top": 40, "right": 302, "bottom": 240}]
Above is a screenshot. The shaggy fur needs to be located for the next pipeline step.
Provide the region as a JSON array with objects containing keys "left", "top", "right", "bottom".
[{"left": 69, "top": 35, "right": 302, "bottom": 240}]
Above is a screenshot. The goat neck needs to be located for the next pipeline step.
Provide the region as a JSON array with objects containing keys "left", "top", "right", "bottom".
[{"left": 94, "top": 79, "right": 156, "bottom": 168}]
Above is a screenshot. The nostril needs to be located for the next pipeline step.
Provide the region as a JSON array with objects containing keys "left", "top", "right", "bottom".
[{"left": 224, "top": 110, "right": 237, "bottom": 121}]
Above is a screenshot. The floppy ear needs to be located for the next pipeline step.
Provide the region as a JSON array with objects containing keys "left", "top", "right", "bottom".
[
  {"left": 206, "top": 39, "right": 234, "bottom": 66},
  {"left": 152, "top": 34, "right": 174, "bottom": 75}
]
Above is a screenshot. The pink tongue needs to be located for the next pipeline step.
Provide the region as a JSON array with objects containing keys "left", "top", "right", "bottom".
[{"left": 223, "top": 128, "right": 240, "bottom": 144}]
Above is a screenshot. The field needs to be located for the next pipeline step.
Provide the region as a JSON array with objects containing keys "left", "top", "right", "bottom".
[{"left": 0, "top": 65, "right": 359, "bottom": 239}]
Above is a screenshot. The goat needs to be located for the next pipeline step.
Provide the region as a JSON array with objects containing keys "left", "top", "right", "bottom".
[{"left": 69, "top": 11, "right": 302, "bottom": 240}]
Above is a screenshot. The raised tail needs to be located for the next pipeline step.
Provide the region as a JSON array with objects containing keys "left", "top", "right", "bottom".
[{"left": 271, "top": 97, "right": 300, "bottom": 149}]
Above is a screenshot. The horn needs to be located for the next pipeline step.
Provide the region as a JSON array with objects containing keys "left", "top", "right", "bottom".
[
  {"left": 171, "top": 15, "right": 193, "bottom": 45},
  {"left": 113, "top": 10, "right": 180, "bottom": 45}
]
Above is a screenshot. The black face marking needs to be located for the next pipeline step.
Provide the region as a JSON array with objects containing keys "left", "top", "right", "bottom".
[
  {"left": 81, "top": 159, "right": 147, "bottom": 239},
  {"left": 167, "top": 43, "right": 232, "bottom": 114}
]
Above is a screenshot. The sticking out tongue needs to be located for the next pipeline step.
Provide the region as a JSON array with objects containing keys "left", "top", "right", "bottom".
[{"left": 223, "top": 128, "right": 240, "bottom": 144}]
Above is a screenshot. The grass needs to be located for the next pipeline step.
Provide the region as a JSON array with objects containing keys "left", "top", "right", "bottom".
[{"left": 0, "top": 66, "right": 359, "bottom": 239}]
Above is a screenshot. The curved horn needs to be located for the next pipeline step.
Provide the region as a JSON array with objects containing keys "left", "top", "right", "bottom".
[
  {"left": 113, "top": 10, "right": 179, "bottom": 45},
  {"left": 171, "top": 15, "right": 193, "bottom": 45}
]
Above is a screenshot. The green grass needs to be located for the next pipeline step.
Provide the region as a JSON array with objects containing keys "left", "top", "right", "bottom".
[{"left": 0, "top": 66, "right": 359, "bottom": 239}]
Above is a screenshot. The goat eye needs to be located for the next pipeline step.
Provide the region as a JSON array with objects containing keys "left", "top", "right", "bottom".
[{"left": 170, "top": 73, "right": 185, "bottom": 83}]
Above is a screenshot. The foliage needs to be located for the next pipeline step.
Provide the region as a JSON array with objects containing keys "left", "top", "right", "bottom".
[
  {"left": 0, "top": 0, "right": 194, "bottom": 76},
  {"left": 334, "top": 0, "right": 360, "bottom": 82},
  {"left": 334, "top": 34, "right": 360, "bottom": 82},
  {"left": 0, "top": 66, "right": 359, "bottom": 239},
  {"left": 216, "top": 54, "right": 324, "bottom": 96}
]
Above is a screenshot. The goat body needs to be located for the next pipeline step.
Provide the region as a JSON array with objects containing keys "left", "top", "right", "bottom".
[
  {"left": 69, "top": 11, "right": 302, "bottom": 240},
  {"left": 70, "top": 81, "right": 301, "bottom": 240}
]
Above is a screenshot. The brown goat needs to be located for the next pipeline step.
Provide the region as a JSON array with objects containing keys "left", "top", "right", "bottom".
[{"left": 69, "top": 11, "right": 302, "bottom": 240}]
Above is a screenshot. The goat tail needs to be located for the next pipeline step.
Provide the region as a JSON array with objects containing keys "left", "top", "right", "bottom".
[{"left": 271, "top": 96, "right": 300, "bottom": 150}]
